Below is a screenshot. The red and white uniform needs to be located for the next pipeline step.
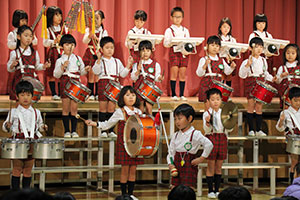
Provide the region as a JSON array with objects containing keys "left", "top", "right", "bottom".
[
  {"left": 276, "top": 106, "right": 300, "bottom": 135},
  {"left": 7, "top": 28, "right": 38, "bottom": 50},
  {"left": 248, "top": 30, "right": 273, "bottom": 43}
]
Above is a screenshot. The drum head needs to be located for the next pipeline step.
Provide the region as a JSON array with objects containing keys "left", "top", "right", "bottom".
[
  {"left": 124, "top": 115, "right": 142, "bottom": 157},
  {"left": 143, "top": 80, "right": 163, "bottom": 95},
  {"left": 21, "top": 76, "right": 45, "bottom": 92},
  {"left": 256, "top": 80, "right": 278, "bottom": 93},
  {"left": 212, "top": 79, "right": 234, "bottom": 92},
  {"left": 109, "top": 80, "right": 122, "bottom": 89},
  {"left": 70, "top": 79, "right": 91, "bottom": 94}
]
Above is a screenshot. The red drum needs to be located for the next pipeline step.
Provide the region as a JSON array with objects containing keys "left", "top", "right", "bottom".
[
  {"left": 283, "top": 84, "right": 300, "bottom": 106},
  {"left": 64, "top": 79, "right": 91, "bottom": 103},
  {"left": 136, "top": 80, "right": 163, "bottom": 104},
  {"left": 21, "top": 76, "right": 44, "bottom": 103},
  {"left": 211, "top": 79, "right": 234, "bottom": 102},
  {"left": 104, "top": 80, "right": 122, "bottom": 103},
  {"left": 250, "top": 80, "right": 278, "bottom": 104},
  {"left": 124, "top": 115, "right": 160, "bottom": 158}
]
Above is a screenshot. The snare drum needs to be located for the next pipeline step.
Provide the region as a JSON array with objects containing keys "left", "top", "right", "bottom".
[
  {"left": 283, "top": 84, "right": 300, "bottom": 106},
  {"left": 250, "top": 80, "right": 278, "bottom": 104},
  {"left": 124, "top": 115, "right": 160, "bottom": 158},
  {"left": 33, "top": 138, "right": 64, "bottom": 159},
  {"left": 64, "top": 79, "right": 91, "bottom": 103},
  {"left": 136, "top": 80, "right": 163, "bottom": 104},
  {"left": 211, "top": 79, "right": 234, "bottom": 102},
  {"left": 21, "top": 76, "right": 45, "bottom": 103},
  {"left": 1, "top": 138, "right": 30, "bottom": 159},
  {"left": 104, "top": 80, "right": 122, "bottom": 103},
  {"left": 286, "top": 135, "right": 300, "bottom": 155}
]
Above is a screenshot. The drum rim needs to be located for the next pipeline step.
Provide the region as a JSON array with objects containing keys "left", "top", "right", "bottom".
[
  {"left": 2, "top": 138, "right": 30, "bottom": 144},
  {"left": 251, "top": 96, "right": 269, "bottom": 105},
  {"left": 69, "top": 79, "right": 92, "bottom": 93},
  {"left": 103, "top": 91, "right": 118, "bottom": 103},
  {"left": 256, "top": 80, "right": 278, "bottom": 93},
  {"left": 64, "top": 90, "right": 83, "bottom": 103},
  {"left": 35, "top": 138, "right": 64, "bottom": 144},
  {"left": 212, "top": 79, "right": 234, "bottom": 92},
  {"left": 21, "top": 76, "right": 45, "bottom": 91},
  {"left": 109, "top": 80, "right": 122, "bottom": 89},
  {"left": 136, "top": 90, "right": 155, "bottom": 104},
  {"left": 143, "top": 80, "right": 163, "bottom": 95},
  {"left": 124, "top": 115, "right": 139, "bottom": 157}
]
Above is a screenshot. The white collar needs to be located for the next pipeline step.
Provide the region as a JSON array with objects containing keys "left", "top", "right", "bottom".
[
  {"left": 17, "top": 105, "right": 34, "bottom": 113},
  {"left": 208, "top": 54, "right": 219, "bottom": 61},
  {"left": 95, "top": 26, "right": 103, "bottom": 33},
  {"left": 124, "top": 106, "right": 141, "bottom": 115},
  {"left": 133, "top": 26, "right": 145, "bottom": 31},
  {"left": 178, "top": 126, "right": 195, "bottom": 135},
  {"left": 102, "top": 56, "right": 114, "bottom": 62},
  {"left": 171, "top": 24, "right": 183, "bottom": 30},
  {"left": 286, "top": 61, "right": 298, "bottom": 67},
  {"left": 61, "top": 53, "right": 74, "bottom": 59},
  {"left": 288, "top": 106, "right": 300, "bottom": 114},
  {"left": 142, "top": 58, "right": 153, "bottom": 64},
  {"left": 221, "top": 35, "right": 230, "bottom": 40},
  {"left": 208, "top": 107, "right": 221, "bottom": 114}
]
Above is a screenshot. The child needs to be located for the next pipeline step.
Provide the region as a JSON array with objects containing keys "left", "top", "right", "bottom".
[
  {"left": 202, "top": 88, "right": 232, "bottom": 198},
  {"left": 196, "top": 36, "right": 236, "bottom": 109},
  {"left": 218, "top": 186, "right": 252, "bottom": 200},
  {"left": 7, "top": 25, "right": 50, "bottom": 101},
  {"left": 239, "top": 37, "right": 277, "bottom": 136},
  {"left": 43, "top": 6, "right": 68, "bottom": 100},
  {"left": 248, "top": 13, "right": 273, "bottom": 42},
  {"left": 83, "top": 10, "right": 108, "bottom": 101},
  {"left": 7, "top": 9, "right": 38, "bottom": 50},
  {"left": 167, "top": 104, "right": 213, "bottom": 189},
  {"left": 276, "top": 87, "right": 300, "bottom": 184},
  {"left": 2, "top": 80, "right": 47, "bottom": 189},
  {"left": 93, "top": 36, "right": 133, "bottom": 138},
  {"left": 131, "top": 40, "right": 163, "bottom": 115},
  {"left": 85, "top": 86, "right": 143, "bottom": 200},
  {"left": 163, "top": 7, "right": 190, "bottom": 101},
  {"left": 125, "top": 10, "right": 151, "bottom": 64},
  {"left": 218, "top": 17, "right": 237, "bottom": 87},
  {"left": 283, "top": 162, "right": 300, "bottom": 199},
  {"left": 53, "top": 34, "right": 90, "bottom": 138},
  {"left": 276, "top": 44, "right": 300, "bottom": 108},
  {"left": 168, "top": 185, "right": 196, "bottom": 200}
]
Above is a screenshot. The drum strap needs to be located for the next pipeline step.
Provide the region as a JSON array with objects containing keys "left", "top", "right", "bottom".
[
  {"left": 287, "top": 110, "right": 300, "bottom": 132},
  {"left": 253, "top": 31, "right": 268, "bottom": 38},
  {"left": 170, "top": 26, "right": 186, "bottom": 37},
  {"left": 17, "top": 108, "right": 42, "bottom": 138},
  {"left": 102, "top": 58, "right": 119, "bottom": 81},
  {"left": 15, "top": 48, "right": 38, "bottom": 78},
  {"left": 130, "top": 28, "right": 147, "bottom": 34}
]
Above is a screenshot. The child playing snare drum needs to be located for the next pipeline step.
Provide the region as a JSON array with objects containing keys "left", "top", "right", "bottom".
[
  {"left": 92, "top": 36, "right": 133, "bottom": 137},
  {"left": 131, "top": 40, "right": 163, "bottom": 115},
  {"left": 2, "top": 80, "right": 47, "bottom": 189},
  {"left": 239, "top": 37, "right": 277, "bottom": 136},
  {"left": 276, "top": 87, "right": 300, "bottom": 184},
  {"left": 53, "top": 34, "right": 90, "bottom": 138}
]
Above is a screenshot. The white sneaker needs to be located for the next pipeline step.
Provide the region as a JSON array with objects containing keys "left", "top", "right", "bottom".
[
  {"left": 107, "top": 132, "right": 117, "bottom": 138},
  {"left": 248, "top": 130, "right": 255, "bottom": 136},
  {"left": 52, "top": 95, "right": 61, "bottom": 100},
  {"left": 89, "top": 95, "right": 95, "bottom": 101},
  {"left": 64, "top": 132, "right": 71, "bottom": 138},
  {"left": 101, "top": 132, "right": 108, "bottom": 138},
  {"left": 180, "top": 96, "right": 187, "bottom": 101},
  {"left": 130, "top": 195, "right": 139, "bottom": 200},
  {"left": 95, "top": 95, "right": 99, "bottom": 101},
  {"left": 207, "top": 192, "right": 216, "bottom": 198},
  {"left": 215, "top": 192, "right": 220, "bottom": 198},
  {"left": 71, "top": 132, "right": 79, "bottom": 138},
  {"left": 171, "top": 96, "right": 179, "bottom": 101},
  {"left": 256, "top": 130, "right": 267, "bottom": 137}
]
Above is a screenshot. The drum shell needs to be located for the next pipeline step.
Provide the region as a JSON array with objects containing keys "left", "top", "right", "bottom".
[
  {"left": 64, "top": 79, "right": 91, "bottom": 103},
  {"left": 211, "top": 79, "right": 233, "bottom": 102},
  {"left": 1, "top": 139, "right": 29, "bottom": 159},
  {"left": 33, "top": 139, "right": 64, "bottom": 159},
  {"left": 104, "top": 80, "right": 122, "bottom": 103},
  {"left": 286, "top": 135, "right": 300, "bottom": 155},
  {"left": 124, "top": 115, "right": 160, "bottom": 158},
  {"left": 250, "top": 81, "right": 277, "bottom": 104},
  {"left": 21, "top": 76, "right": 45, "bottom": 103},
  {"left": 136, "top": 80, "right": 162, "bottom": 104}
]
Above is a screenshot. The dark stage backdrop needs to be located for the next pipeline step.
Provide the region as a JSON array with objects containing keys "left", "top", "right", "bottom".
[{"left": 0, "top": 0, "right": 299, "bottom": 97}]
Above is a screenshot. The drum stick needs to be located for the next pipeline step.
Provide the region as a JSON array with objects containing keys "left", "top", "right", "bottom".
[
  {"left": 67, "top": 44, "right": 74, "bottom": 61},
  {"left": 75, "top": 114, "right": 86, "bottom": 122},
  {"left": 43, "top": 112, "right": 47, "bottom": 133}
]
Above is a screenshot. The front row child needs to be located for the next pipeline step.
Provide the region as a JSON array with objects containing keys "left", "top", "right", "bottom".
[
  {"left": 53, "top": 34, "right": 90, "bottom": 138},
  {"left": 283, "top": 162, "right": 300, "bottom": 199},
  {"left": 276, "top": 87, "right": 300, "bottom": 184},
  {"left": 85, "top": 86, "right": 142, "bottom": 200},
  {"left": 196, "top": 35, "right": 236, "bottom": 110},
  {"left": 93, "top": 36, "right": 133, "bottom": 138},
  {"left": 239, "top": 37, "right": 277, "bottom": 137},
  {"left": 203, "top": 88, "right": 232, "bottom": 199},
  {"left": 2, "top": 81, "right": 47, "bottom": 189},
  {"left": 131, "top": 40, "right": 163, "bottom": 115},
  {"left": 167, "top": 104, "right": 213, "bottom": 189}
]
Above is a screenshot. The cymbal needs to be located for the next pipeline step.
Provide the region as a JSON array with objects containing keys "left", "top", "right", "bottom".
[{"left": 221, "top": 101, "right": 238, "bottom": 129}]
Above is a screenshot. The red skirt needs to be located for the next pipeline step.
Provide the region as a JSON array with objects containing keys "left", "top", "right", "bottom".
[
  {"left": 97, "top": 79, "right": 110, "bottom": 101},
  {"left": 116, "top": 121, "right": 144, "bottom": 165},
  {"left": 198, "top": 77, "right": 222, "bottom": 102},
  {"left": 46, "top": 47, "right": 60, "bottom": 77},
  {"left": 206, "top": 133, "right": 227, "bottom": 160},
  {"left": 171, "top": 152, "right": 198, "bottom": 188},
  {"left": 169, "top": 48, "right": 188, "bottom": 67},
  {"left": 82, "top": 48, "right": 97, "bottom": 67}
]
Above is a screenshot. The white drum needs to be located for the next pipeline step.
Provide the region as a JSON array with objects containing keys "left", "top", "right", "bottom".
[
  {"left": 33, "top": 138, "right": 64, "bottom": 159},
  {"left": 1, "top": 138, "right": 30, "bottom": 159}
]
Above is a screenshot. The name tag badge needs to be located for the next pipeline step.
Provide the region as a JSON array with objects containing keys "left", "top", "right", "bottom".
[
  {"left": 218, "top": 64, "right": 224, "bottom": 70},
  {"left": 148, "top": 67, "right": 154, "bottom": 73}
]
